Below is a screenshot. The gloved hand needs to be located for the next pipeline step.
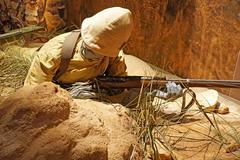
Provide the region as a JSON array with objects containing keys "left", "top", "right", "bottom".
[
  {"left": 67, "top": 82, "right": 125, "bottom": 98},
  {"left": 66, "top": 82, "right": 97, "bottom": 99},
  {"left": 154, "top": 81, "right": 183, "bottom": 100}
]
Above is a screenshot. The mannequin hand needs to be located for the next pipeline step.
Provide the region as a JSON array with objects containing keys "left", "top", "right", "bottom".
[{"left": 154, "top": 81, "right": 183, "bottom": 100}]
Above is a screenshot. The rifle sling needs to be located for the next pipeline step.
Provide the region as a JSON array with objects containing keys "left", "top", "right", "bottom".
[{"left": 53, "top": 29, "right": 81, "bottom": 81}]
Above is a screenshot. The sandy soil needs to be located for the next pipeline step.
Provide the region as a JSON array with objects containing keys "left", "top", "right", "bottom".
[{"left": 159, "top": 88, "right": 240, "bottom": 160}]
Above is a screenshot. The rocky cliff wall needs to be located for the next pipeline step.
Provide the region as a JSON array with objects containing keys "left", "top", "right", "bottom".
[
  {"left": 67, "top": 0, "right": 240, "bottom": 85},
  {"left": 0, "top": 0, "right": 66, "bottom": 33}
]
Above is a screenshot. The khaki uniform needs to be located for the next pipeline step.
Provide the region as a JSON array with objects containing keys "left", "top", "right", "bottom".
[{"left": 24, "top": 33, "right": 127, "bottom": 85}]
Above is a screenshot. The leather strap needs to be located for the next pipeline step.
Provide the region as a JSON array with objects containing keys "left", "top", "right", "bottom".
[{"left": 53, "top": 29, "right": 81, "bottom": 82}]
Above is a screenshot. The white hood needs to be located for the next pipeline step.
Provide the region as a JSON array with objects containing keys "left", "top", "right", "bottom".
[{"left": 81, "top": 7, "right": 133, "bottom": 57}]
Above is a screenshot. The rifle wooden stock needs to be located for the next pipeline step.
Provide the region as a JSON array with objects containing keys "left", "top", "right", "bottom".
[{"left": 96, "top": 76, "right": 240, "bottom": 89}]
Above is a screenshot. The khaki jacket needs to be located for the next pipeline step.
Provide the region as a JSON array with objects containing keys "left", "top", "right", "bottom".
[{"left": 24, "top": 32, "right": 127, "bottom": 86}]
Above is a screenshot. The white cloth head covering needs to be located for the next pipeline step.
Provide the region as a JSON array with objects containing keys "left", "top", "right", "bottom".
[{"left": 81, "top": 7, "right": 133, "bottom": 57}]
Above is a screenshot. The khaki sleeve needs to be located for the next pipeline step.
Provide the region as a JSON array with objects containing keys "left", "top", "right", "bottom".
[
  {"left": 24, "top": 32, "right": 71, "bottom": 86},
  {"left": 106, "top": 50, "right": 127, "bottom": 76},
  {"left": 24, "top": 48, "right": 61, "bottom": 86}
]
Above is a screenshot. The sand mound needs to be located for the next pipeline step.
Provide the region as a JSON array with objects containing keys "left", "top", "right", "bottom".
[{"left": 0, "top": 82, "right": 141, "bottom": 160}]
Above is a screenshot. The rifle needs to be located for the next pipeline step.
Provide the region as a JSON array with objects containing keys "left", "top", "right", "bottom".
[
  {"left": 95, "top": 76, "right": 240, "bottom": 89},
  {"left": 67, "top": 76, "right": 240, "bottom": 99}
]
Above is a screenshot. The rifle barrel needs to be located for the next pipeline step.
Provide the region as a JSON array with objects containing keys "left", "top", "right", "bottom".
[
  {"left": 169, "top": 79, "right": 240, "bottom": 88},
  {"left": 96, "top": 76, "right": 240, "bottom": 89}
]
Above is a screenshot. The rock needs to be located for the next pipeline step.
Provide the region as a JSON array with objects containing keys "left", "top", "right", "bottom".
[
  {"left": 155, "top": 140, "right": 173, "bottom": 160},
  {"left": 225, "top": 143, "right": 240, "bottom": 153},
  {"left": 217, "top": 103, "right": 229, "bottom": 114},
  {"left": 145, "top": 143, "right": 172, "bottom": 160},
  {"left": 199, "top": 89, "right": 219, "bottom": 113},
  {"left": 158, "top": 153, "right": 172, "bottom": 160},
  {"left": 0, "top": 82, "right": 141, "bottom": 160}
]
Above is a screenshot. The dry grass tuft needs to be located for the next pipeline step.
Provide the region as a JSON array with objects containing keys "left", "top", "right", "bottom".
[{"left": 0, "top": 47, "right": 31, "bottom": 95}]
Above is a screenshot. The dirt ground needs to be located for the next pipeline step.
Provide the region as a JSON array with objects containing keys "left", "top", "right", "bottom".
[{"left": 158, "top": 88, "right": 240, "bottom": 160}]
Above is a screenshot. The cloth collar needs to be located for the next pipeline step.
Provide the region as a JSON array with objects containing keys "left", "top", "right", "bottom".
[{"left": 80, "top": 41, "right": 104, "bottom": 60}]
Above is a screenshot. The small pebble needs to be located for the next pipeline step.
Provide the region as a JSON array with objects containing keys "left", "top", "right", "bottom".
[{"left": 217, "top": 104, "right": 229, "bottom": 114}]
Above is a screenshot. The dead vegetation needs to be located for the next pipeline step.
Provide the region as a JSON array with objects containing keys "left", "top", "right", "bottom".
[{"left": 0, "top": 45, "right": 31, "bottom": 96}]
